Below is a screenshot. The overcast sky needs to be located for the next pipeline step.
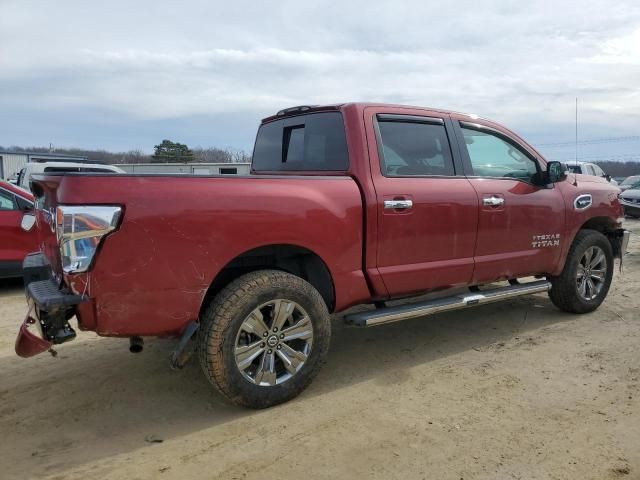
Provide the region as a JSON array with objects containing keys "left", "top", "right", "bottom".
[{"left": 1, "top": 0, "right": 639, "bottom": 161}]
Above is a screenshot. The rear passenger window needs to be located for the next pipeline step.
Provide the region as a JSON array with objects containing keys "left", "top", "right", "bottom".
[
  {"left": 377, "top": 117, "right": 455, "bottom": 177},
  {"left": 252, "top": 112, "right": 349, "bottom": 171}
]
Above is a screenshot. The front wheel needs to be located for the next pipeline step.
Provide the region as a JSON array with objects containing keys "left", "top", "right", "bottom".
[
  {"left": 198, "top": 270, "right": 331, "bottom": 409},
  {"left": 548, "top": 229, "right": 614, "bottom": 313}
]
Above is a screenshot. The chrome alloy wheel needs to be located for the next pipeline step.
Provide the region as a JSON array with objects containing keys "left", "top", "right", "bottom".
[
  {"left": 576, "top": 246, "right": 608, "bottom": 301},
  {"left": 234, "top": 299, "right": 313, "bottom": 386}
]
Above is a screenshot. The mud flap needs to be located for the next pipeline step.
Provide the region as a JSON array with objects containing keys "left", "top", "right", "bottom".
[{"left": 15, "top": 303, "right": 53, "bottom": 358}]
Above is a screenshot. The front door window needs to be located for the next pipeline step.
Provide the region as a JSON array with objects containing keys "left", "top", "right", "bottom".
[{"left": 461, "top": 127, "right": 539, "bottom": 183}]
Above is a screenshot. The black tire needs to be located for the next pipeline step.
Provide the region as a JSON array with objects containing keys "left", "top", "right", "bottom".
[
  {"left": 198, "top": 269, "right": 331, "bottom": 409},
  {"left": 548, "top": 229, "right": 614, "bottom": 313}
]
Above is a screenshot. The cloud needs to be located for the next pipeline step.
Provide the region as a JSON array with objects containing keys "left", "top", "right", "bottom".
[{"left": 0, "top": 0, "right": 639, "bottom": 153}]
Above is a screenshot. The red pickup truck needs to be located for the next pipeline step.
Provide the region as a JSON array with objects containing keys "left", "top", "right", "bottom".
[{"left": 16, "top": 103, "right": 629, "bottom": 408}]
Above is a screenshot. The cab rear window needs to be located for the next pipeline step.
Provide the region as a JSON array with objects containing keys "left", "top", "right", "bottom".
[{"left": 252, "top": 112, "right": 349, "bottom": 171}]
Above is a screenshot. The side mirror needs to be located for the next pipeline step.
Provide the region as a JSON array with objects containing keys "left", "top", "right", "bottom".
[
  {"left": 605, "top": 174, "right": 612, "bottom": 182},
  {"left": 21, "top": 213, "right": 36, "bottom": 232},
  {"left": 546, "top": 161, "right": 566, "bottom": 184}
]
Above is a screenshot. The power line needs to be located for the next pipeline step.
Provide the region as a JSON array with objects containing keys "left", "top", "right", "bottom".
[
  {"left": 550, "top": 155, "right": 640, "bottom": 163},
  {"left": 535, "top": 135, "right": 640, "bottom": 148}
]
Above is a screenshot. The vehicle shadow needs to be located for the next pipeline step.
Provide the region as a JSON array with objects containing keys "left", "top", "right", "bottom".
[
  {"left": 322, "top": 294, "right": 562, "bottom": 390},
  {"left": 0, "top": 277, "right": 24, "bottom": 292},
  {"left": 0, "top": 290, "right": 578, "bottom": 478}
]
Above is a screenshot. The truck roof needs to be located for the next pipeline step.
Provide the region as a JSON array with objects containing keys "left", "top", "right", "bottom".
[{"left": 262, "top": 102, "right": 485, "bottom": 124}]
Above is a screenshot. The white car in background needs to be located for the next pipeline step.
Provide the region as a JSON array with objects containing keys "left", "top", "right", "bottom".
[
  {"left": 566, "top": 161, "right": 618, "bottom": 186},
  {"left": 619, "top": 180, "right": 640, "bottom": 218},
  {"left": 16, "top": 161, "right": 124, "bottom": 191}
]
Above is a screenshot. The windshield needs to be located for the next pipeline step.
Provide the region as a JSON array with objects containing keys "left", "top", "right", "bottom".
[{"left": 621, "top": 176, "right": 640, "bottom": 185}]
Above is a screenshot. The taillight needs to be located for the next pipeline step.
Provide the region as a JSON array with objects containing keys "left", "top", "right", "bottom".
[{"left": 55, "top": 206, "right": 122, "bottom": 273}]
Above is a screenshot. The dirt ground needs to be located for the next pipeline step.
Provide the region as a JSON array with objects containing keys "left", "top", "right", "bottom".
[{"left": 1, "top": 221, "right": 639, "bottom": 480}]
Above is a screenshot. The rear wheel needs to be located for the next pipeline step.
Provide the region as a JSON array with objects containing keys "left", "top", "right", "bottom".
[
  {"left": 549, "top": 229, "right": 614, "bottom": 313},
  {"left": 199, "top": 270, "right": 331, "bottom": 408}
]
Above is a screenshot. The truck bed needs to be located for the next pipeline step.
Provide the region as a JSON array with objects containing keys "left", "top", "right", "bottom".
[{"left": 32, "top": 173, "right": 370, "bottom": 336}]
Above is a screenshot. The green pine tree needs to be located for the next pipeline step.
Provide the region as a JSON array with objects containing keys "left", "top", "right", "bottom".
[{"left": 152, "top": 140, "right": 194, "bottom": 163}]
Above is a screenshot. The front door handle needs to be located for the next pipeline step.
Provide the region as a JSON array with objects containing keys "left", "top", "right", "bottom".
[
  {"left": 384, "top": 199, "right": 413, "bottom": 210},
  {"left": 482, "top": 196, "right": 504, "bottom": 207}
]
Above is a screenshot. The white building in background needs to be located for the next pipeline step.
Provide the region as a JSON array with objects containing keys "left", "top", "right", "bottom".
[
  {"left": 116, "top": 162, "right": 251, "bottom": 175},
  {"left": 0, "top": 153, "right": 252, "bottom": 181},
  {"left": 0, "top": 150, "right": 88, "bottom": 180}
]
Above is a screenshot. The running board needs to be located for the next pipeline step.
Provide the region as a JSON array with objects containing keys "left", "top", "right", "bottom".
[{"left": 345, "top": 280, "right": 551, "bottom": 327}]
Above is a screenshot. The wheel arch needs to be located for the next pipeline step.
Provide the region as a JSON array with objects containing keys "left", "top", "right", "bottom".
[
  {"left": 578, "top": 216, "right": 625, "bottom": 256},
  {"left": 200, "top": 244, "right": 336, "bottom": 317},
  {"left": 558, "top": 216, "right": 622, "bottom": 274},
  {"left": 579, "top": 216, "right": 619, "bottom": 235}
]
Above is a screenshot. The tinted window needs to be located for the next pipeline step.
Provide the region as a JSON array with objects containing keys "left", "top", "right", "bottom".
[
  {"left": 0, "top": 189, "right": 16, "bottom": 210},
  {"left": 220, "top": 167, "right": 238, "bottom": 174},
  {"left": 252, "top": 112, "right": 348, "bottom": 171},
  {"left": 377, "top": 120, "right": 454, "bottom": 176},
  {"left": 567, "top": 164, "right": 582, "bottom": 174},
  {"left": 461, "top": 127, "right": 539, "bottom": 182}
]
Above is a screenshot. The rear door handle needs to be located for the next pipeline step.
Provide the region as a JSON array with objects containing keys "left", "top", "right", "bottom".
[
  {"left": 384, "top": 199, "right": 413, "bottom": 210},
  {"left": 482, "top": 196, "right": 504, "bottom": 207}
]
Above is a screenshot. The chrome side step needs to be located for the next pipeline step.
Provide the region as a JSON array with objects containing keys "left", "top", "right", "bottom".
[{"left": 345, "top": 280, "right": 551, "bottom": 327}]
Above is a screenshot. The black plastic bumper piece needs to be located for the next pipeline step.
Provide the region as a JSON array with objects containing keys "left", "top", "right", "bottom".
[
  {"left": 22, "top": 253, "right": 85, "bottom": 345},
  {"left": 27, "top": 279, "right": 86, "bottom": 311}
]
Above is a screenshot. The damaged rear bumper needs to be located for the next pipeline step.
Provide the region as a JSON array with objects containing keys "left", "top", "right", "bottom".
[{"left": 15, "top": 252, "right": 86, "bottom": 358}]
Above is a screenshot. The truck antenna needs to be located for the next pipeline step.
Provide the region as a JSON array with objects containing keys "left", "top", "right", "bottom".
[{"left": 575, "top": 97, "right": 578, "bottom": 165}]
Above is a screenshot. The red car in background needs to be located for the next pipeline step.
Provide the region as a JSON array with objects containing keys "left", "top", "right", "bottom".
[{"left": 0, "top": 181, "right": 38, "bottom": 278}]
